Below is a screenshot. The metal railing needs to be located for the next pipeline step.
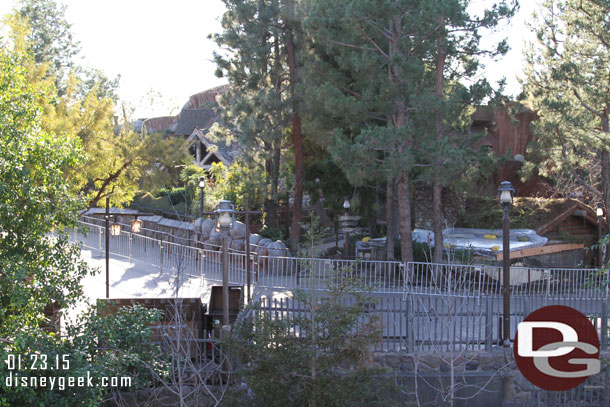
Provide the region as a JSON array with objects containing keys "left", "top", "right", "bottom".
[
  {"left": 405, "top": 261, "right": 608, "bottom": 299},
  {"left": 72, "top": 220, "right": 406, "bottom": 293},
  {"left": 71, "top": 223, "right": 610, "bottom": 352}
]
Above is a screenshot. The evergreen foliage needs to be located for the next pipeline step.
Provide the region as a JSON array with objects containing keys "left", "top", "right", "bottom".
[
  {"left": 302, "top": 0, "right": 516, "bottom": 262},
  {"left": 211, "top": 0, "right": 305, "bottom": 250},
  {"left": 523, "top": 0, "right": 610, "bottom": 217},
  {"left": 225, "top": 216, "right": 395, "bottom": 407}
]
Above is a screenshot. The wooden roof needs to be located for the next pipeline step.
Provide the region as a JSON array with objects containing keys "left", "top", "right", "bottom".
[{"left": 535, "top": 199, "right": 606, "bottom": 235}]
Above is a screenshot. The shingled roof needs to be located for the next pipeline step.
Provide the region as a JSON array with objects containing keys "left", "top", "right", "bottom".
[
  {"left": 187, "top": 128, "right": 234, "bottom": 167},
  {"left": 183, "top": 84, "right": 230, "bottom": 110},
  {"left": 173, "top": 108, "right": 219, "bottom": 136}
]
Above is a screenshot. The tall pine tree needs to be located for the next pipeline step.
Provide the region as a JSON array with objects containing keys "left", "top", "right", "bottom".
[
  {"left": 524, "top": 0, "right": 610, "bottom": 225},
  {"left": 212, "top": 0, "right": 305, "bottom": 250},
  {"left": 304, "top": 0, "right": 515, "bottom": 262}
]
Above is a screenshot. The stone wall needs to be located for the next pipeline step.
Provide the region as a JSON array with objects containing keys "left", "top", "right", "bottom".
[
  {"left": 104, "top": 386, "right": 223, "bottom": 407},
  {"left": 373, "top": 347, "right": 609, "bottom": 406},
  {"left": 105, "top": 347, "right": 609, "bottom": 406},
  {"left": 412, "top": 187, "right": 464, "bottom": 230}
]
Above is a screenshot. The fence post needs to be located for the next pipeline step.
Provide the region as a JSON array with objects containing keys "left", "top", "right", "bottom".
[
  {"left": 159, "top": 236, "right": 164, "bottom": 275},
  {"left": 485, "top": 298, "right": 493, "bottom": 352},
  {"left": 603, "top": 302, "right": 608, "bottom": 350},
  {"left": 98, "top": 226, "right": 102, "bottom": 251},
  {"left": 128, "top": 233, "right": 133, "bottom": 264},
  {"left": 405, "top": 294, "right": 414, "bottom": 352},
  {"left": 523, "top": 298, "right": 530, "bottom": 321},
  {"left": 201, "top": 250, "right": 205, "bottom": 278}
]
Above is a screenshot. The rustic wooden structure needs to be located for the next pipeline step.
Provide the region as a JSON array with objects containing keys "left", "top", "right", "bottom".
[{"left": 98, "top": 297, "right": 205, "bottom": 356}]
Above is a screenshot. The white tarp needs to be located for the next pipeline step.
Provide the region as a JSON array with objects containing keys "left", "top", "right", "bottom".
[
  {"left": 481, "top": 266, "right": 550, "bottom": 286},
  {"left": 413, "top": 227, "right": 548, "bottom": 258}
]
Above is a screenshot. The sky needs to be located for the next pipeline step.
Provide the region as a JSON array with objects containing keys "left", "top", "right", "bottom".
[{"left": 0, "top": 0, "right": 539, "bottom": 119}]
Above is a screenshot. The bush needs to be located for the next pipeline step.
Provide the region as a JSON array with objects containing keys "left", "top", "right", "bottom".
[{"left": 258, "top": 227, "right": 285, "bottom": 242}]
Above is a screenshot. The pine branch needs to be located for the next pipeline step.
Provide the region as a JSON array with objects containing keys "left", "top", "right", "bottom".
[
  {"left": 356, "top": 25, "right": 389, "bottom": 60},
  {"left": 572, "top": 88, "right": 604, "bottom": 119},
  {"left": 555, "top": 127, "right": 603, "bottom": 199}
]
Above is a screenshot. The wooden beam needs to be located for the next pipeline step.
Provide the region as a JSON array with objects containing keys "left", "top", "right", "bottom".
[
  {"left": 536, "top": 203, "right": 579, "bottom": 235},
  {"left": 496, "top": 243, "right": 584, "bottom": 261}
]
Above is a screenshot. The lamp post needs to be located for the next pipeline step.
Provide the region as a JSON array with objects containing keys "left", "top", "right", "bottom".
[
  {"left": 199, "top": 176, "right": 206, "bottom": 219},
  {"left": 343, "top": 197, "right": 351, "bottom": 258},
  {"left": 498, "top": 181, "right": 514, "bottom": 346},
  {"left": 597, "top": 203, "right": 605, "bottom": 267},
  {"left": 215, "top": 200, "right": 235, "bottom": 326},
  {"left": 96, "top": 201, "right": 152, "bottom": 299}
]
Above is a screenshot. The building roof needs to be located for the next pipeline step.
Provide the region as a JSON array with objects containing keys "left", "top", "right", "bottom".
[
  {"left": 187, "top": 128, "right": 234, "bottom": 167},
  {"left": 535, "top": 199, "right": 606, "bottom": 236},
  {"left": 143, "top": 116, "right": 177, "bottom": 134},
  {"left": 181, "top": 84, "right": 230, "bottom": 110},
  {"left": 173, "top": 108, "right": 218, "bottom": 137}
]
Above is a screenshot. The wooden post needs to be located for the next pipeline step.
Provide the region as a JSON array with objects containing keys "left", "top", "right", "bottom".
[
  {"left": 105, "top": 197, "right": 110, "bottom": 299},
  {"left": 485, "top": 298, "right": 493, "bottom": 352},
  {"left": 222, "top": 231, "right": 229, "bottom": 326},
  {"left": 603, "top": 302, "right": 608, "bottom": 350},
  {"left": 405, "top": 295, "right": 414, "bottom": 352},
  {"left": 502, "top": 205, "right": 511, "bottom": 346},
  {"left": 600, "top": 216, "right": 604, "bottom": 267}
]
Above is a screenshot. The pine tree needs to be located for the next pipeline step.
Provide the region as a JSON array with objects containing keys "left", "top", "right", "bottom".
[
  {"left": 212, "top": 0, "right": 305, "bottom": 249},
  {"left": 304, "top": 0, "right": 515, "bottom": 262},
  {"left": 523, "top": 0, "right": 610, "bottom": 222}
]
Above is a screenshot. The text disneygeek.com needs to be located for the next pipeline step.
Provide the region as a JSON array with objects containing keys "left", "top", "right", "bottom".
[{"left": 3, "top": 354, "right": 132, "bottom": 390}]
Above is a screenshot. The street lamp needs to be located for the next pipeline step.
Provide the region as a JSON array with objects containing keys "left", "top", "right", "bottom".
[
  {"left": 342, "top": 197, "right": 351, "bottom": 258},
  {"left": 498, "top": 181, "right": 514, "bottom": 346},
  {"left": 597, "top": 203, "right": 605, "bottom": 266},
  {"left": 215, "top": 200, "right": 235, "bottom": 327},
  {"left": 199, "top": 176, "right": 206, "bottom": 219},
  {"left": 343, "top": 196, "right": 351, "bottom": 216},
  {"left": 97, "top": 200, "right": 151, "bottom": 299}
]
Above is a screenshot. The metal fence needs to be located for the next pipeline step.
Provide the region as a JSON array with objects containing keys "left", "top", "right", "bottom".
[
  {"left": 72, "top": 220, "right": 406, "bottom": 293},
  {"left": 71, "top": 222, "right": 610, "bottom": 352},
  {"left": 405, "top": 261, "right": 609, "bottom": 299},
  {"left": 402, "top": 262, "right": 610, "bottom": 352}
]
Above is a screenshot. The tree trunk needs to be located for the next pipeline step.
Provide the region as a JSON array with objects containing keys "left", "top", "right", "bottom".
[
  {"left": 397, "top": 170, "right": 414, "bottom": 262},
  {"left": 601, "top": 115, "right": 610, "bottom": 262},
  {"left": 264, "top": 36, "right": 283, "bottom": 231},
  {"left": 388, "top": 14, "right": 413, "bottom": 263},
  {"left": 265, "top": 141, "right": 281, "bottom": 229},
  {"left": 386, "top": 176, "right": 397, "bottom": 260},
  {"left": 286, "top": 0, "right": 304, "bottom": 253},
  {"left": 432, "top": 22, "right": 447, "bottom": 264}
]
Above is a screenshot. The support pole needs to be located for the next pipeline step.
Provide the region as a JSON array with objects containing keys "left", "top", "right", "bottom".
[
  {"left": 502, "top": 205, "right": 511, "bottom": 346},
  {"left": 597, "top": 216, "right": 604, "bottom": 268},
  {"left": 245, "top": 196, "right": 251, "bottom": 302},
  {"left": 105, "top": 197, "right": 110, "bottom": 299},
  {"left": 344, "top": 231, "right": 350, "bottom": 259},
  {"left": 222, "top": 232, "right": 230, "bottom": 326}
]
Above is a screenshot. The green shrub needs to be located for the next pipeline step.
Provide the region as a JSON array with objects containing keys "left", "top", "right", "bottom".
[{"left": 259, "top": 227, "right": 285, "bottom": 242}]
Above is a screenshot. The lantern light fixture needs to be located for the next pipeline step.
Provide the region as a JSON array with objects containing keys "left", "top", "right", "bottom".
[
  {"left": 597, "top": 203, "right": 605, "bottom": 218},
  {"left": 110, "top": 218, "right": 122, "bottom": 236},
  {"left": 215, "top": 200, "right": 235, "bottom": 231},
  {"left": 131, "top": 218, "right": 143, "bottom": 234},
  {"left": 498, "top": 181, "right": 515, "bottom": 207},
  {"left": 343, "top": 197, "right": 351, "bottom": 210}
]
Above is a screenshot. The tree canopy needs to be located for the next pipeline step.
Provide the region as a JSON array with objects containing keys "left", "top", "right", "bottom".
[{"left": 523, "top": 0, "right": 610, "bottom": 221}]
